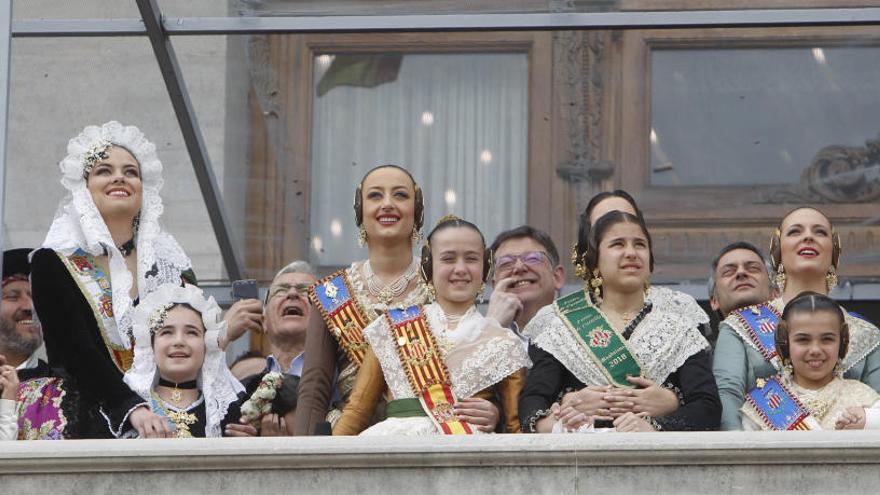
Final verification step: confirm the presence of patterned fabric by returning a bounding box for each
[16,377,68,440]
[524,286,710,386]
[364,303,531,401]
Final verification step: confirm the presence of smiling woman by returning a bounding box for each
[333,216,530,436]
[29,122,197,438]
[713,206,880,430]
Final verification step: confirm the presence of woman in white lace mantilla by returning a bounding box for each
[123,284,249,438]
[334,216,530,436]
[521,209,720,433]
[31,122,194,438]
[741,292,880,431]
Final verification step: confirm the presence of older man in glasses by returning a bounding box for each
[488,226,566,342]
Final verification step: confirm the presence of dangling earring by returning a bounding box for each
[775,264,786,292]
[358,226,368,247]
[643,279,651,299]
[590,269,603,304]
[411,227,422,245]
[782,359,794,379]
[571,244,587,280]
[477,282,486,304]
[833,360,843,379]
[826,266,839,292]
[426,282,436,302]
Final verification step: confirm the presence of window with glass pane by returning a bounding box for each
[650,46,880,196]
[309,52,529,266]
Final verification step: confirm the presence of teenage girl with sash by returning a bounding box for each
[714,207,880,430]
[521,210,720,432]
[31,122,197,438]
[333,216,530,435]
[741,292,880,430]
[294,166,498,434]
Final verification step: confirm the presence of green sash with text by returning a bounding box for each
[554,291,642,388]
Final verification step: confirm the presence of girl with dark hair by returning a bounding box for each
[333,216,529,435]
[714,206,880,430]
[741,292,880,430]
[521,211,719,432]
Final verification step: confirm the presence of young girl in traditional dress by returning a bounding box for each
[333,216,530,435]
[741,292,880,431]
[122,284,251,438]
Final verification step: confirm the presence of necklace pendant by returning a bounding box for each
[171,387,182,403]
[378,287,393,306]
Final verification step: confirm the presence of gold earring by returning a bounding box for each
[590,269,603,303]
[358,226,368,247]
[426,282,436,302]
[833,360,843,378]
[826,266,838,292]
[643,279,651,299]
[571,244,587,280]
[782,360,793,378]
[411,227,422,244]
[477,282,486,304]
[775,264,786,292]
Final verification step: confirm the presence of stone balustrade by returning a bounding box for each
[3,431,880,493]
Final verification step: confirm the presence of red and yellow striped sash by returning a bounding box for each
[309,270,372,366]
[386,305,472,435]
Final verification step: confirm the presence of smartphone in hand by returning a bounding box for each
[231,279,260,301]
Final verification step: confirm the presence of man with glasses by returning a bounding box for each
[488,226,566,344]
[262,261,318,378]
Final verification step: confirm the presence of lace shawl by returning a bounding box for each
[723,297,880,372]
[524,286,710,385]
[123,284,242,438]
[346,260,428,317]
[41,122,192,348]
[363,303,531,400]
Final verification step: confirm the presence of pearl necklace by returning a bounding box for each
[363,257,420,306]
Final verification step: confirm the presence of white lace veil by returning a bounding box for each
[41,121,192,348]
[124,284,243,438]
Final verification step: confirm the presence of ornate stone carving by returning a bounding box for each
[761,135,880,204]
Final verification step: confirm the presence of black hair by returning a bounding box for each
[149,302,202,345]
[353,164,424,233]
[420,216,491,285]
[574,190,645,270]
[708,241,771,298]
[489,225,560,267]
[583,210,654,276]
[775,291,849,363]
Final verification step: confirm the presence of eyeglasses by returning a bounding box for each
[266,283,311,302]
[494,251,551,275]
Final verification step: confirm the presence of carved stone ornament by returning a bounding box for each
[762,135,880,204]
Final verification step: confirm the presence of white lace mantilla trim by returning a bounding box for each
[524,289,710,386]
[724,297,880,373]
[363,303,530,400]
[42,122,192,347]
[360,416,487,436]
[123,284,242,438]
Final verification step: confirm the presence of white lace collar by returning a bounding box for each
[363,302,530,399]
[524,287,709,385]
[346,259,428,316]
[41,122,192,348]
[123,284,242,438]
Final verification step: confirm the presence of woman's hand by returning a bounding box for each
[259,413,288,436]
[559,385,613,417]
[454,398,499,433]
[613,412,655,432]
[603,376,679,417]
[485,278,523,328]
[129,406,174,438]
[225,422,259,437]
[835,406,867,430]
[221,299,263,349]
[0,364,20,400]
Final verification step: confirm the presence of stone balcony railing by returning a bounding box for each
[3,431,880,494]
